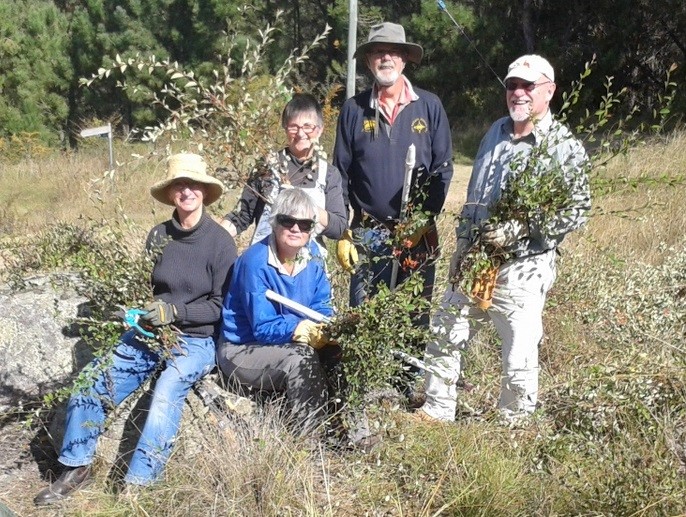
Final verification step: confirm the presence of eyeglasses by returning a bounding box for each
[171,180,203,191]
[369,47,405,59]
[276,214,316,233]
[504,79,552,92]
[285,123,319,135]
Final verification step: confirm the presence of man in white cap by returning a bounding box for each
[333,23,453,389]
[415,55,591,423]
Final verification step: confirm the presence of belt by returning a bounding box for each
[352,209,397,232]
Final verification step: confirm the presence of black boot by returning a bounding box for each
[34,465,92,506]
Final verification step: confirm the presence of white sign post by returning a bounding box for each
[346,0,357,99]
[80,123,114,173]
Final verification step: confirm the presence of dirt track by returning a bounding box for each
[446,164,471,210]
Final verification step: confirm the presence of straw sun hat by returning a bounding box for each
[150,153,225,206]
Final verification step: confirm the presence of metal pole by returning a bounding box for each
[346,0,358,99]
[107,122,114,173]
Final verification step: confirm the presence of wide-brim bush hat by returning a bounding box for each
[150,153,224,206]
[505,54,555,82]
[354,22,423,65]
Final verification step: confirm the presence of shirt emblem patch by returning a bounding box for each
[363,119,376,133]
[412,118,428,133]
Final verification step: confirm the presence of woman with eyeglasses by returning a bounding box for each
[218,187,337,436]
[220,93,347,259]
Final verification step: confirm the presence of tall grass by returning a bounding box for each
[0,142,239,237]
[2,132,686,515]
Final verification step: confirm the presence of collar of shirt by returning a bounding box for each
[267,233,312,276]
[283,147,313,167]
[281,148,316,186]
[369,76,418,124]
[532,109,554,140]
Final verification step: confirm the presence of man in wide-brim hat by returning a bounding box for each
[332,22,453,407]
[352,21,424,65]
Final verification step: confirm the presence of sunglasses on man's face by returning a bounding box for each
[504,79,552,92]
[276,214,316,233]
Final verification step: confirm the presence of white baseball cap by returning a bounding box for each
[505,54,555,83]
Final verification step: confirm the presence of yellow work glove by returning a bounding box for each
[403,222,433,248]
[336,229,358,273]
[292,320,328,349]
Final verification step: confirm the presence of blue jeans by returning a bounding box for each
[58,330,215,485]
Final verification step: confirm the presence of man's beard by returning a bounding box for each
[374,68,400,87]
[509,104,531,122]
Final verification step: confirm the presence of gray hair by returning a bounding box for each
[269,188,317,230]
[281,93,324,128]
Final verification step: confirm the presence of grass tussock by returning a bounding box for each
[3,132,686,514]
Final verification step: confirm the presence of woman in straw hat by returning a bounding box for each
[34,153,237,505]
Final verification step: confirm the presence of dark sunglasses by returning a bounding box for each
[170,179,203,191]
[276,214,316,233]
[504,79,552,92]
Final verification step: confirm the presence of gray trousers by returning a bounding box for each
[217,341,329,434]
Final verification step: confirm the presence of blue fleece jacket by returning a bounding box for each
[221,236,333,345]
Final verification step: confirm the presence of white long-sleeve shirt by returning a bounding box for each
[457,110,591,257]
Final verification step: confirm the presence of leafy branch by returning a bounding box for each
[327,276,431,410]
[80,10,331,187]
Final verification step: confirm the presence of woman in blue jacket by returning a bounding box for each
[218,187,336,435]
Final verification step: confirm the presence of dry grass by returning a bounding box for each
[2,132,686,515]
[1,144,241,237]
[584,131,686,262]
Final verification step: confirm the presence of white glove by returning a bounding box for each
[480,220,529,248]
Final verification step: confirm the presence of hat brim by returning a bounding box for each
[354,42,423,65]
[504,66,544,82]
[150,174,225,206]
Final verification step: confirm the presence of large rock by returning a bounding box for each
[0,273,91,411]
